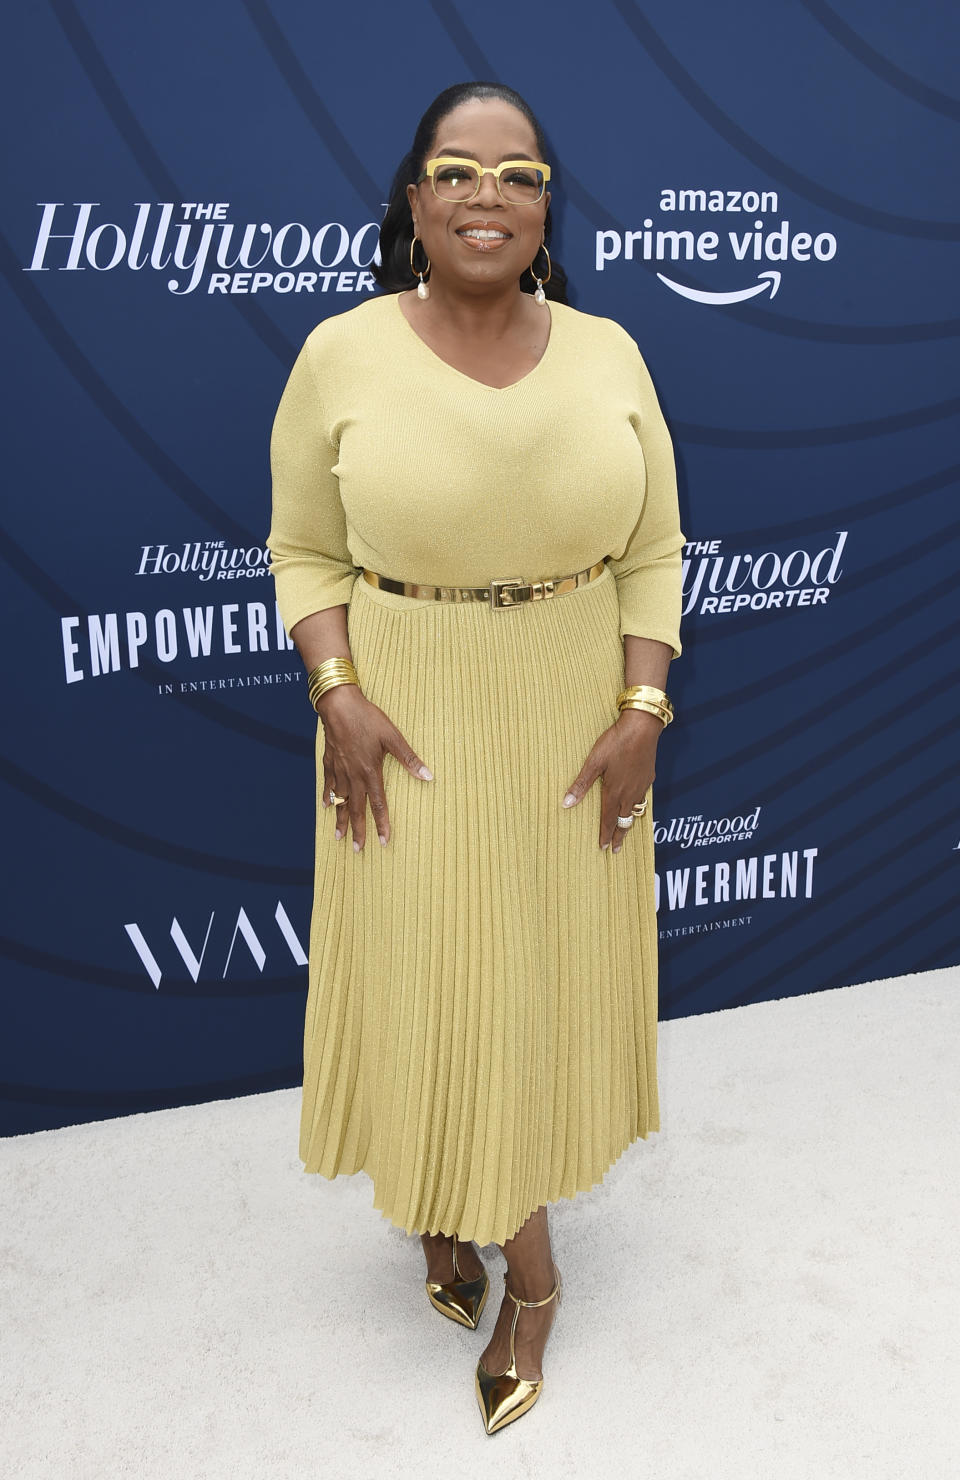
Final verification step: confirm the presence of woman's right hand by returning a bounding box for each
[315,685,434,850]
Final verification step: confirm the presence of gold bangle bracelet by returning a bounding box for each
[307,671,358,697]
[617,683,673,713]
[621,707,671,728]
[618,696,672,718]
[617,684,674,727]
[306,658,357,678]
[308,675,359,701]
[307,670,358,693]
[306,659,358,685]
[618,699,673,727]
[308,677,360,713]
[308,669,357,691]
[306,658,360,713]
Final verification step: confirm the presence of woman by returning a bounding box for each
[266,80,685,1435]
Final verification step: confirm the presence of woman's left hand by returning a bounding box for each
[562,709,663,852]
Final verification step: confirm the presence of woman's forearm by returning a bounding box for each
[622,634,673,692]
[290,605,353,669]
[290,605,365,720]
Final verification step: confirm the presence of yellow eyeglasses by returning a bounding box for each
[416,156,551,204]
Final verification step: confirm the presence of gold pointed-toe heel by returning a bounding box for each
[425,1233,489,1330]
[475,1263,562,1435]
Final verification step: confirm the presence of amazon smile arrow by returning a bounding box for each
[656,270,781,305]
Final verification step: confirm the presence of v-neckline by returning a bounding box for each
[393,291,555,393]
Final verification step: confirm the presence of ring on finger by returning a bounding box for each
[329,789,348,806]
[616,813,635,829]
[632,798,648,817]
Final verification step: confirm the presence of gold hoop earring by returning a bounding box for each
[409,234,431,300]
[532,242,552,305]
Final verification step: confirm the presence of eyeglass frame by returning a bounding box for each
[415,156,552,204]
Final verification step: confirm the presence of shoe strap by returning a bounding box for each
[503,1263,562,1308]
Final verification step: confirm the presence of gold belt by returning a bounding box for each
[361,558,607,610]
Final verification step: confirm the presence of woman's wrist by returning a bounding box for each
[314,682,366,720]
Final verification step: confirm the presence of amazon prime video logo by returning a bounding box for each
[595,187,837,305]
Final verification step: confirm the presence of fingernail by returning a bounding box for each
[418,766,433,780]
[601,842,609,850]
[613,844,622,854]
[379,834,387,846]
[562,793,576,807]
[353,840,361,852]
[334,828,343,840]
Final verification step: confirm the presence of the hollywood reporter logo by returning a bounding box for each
[656,807,761,850]
[683,531,847,617]
[137,540,271,582]
[25,201,381,296]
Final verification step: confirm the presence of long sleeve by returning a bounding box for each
[606,344,686,659]
[266,331,361,636]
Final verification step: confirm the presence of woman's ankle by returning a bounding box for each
[505,1261,558,1302]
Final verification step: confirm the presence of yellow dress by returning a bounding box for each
[266,292,685,1247]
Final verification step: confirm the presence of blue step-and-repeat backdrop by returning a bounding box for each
[3,2,957,1135]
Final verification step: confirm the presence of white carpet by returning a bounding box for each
[2,969,957,1480]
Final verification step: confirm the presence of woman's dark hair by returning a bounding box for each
[372,81,568,304]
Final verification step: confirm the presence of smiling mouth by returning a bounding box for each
[455,224,513,249]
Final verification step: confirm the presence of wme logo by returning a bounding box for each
[125,901,307,988]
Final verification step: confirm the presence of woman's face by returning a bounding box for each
[406,97,551,297]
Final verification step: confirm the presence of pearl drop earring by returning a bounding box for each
[409,234,431,300]
[532,242,552,305]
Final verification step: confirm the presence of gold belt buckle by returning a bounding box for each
[489,576,525,609]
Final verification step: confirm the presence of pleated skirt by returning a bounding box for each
[299,560,660,1247]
